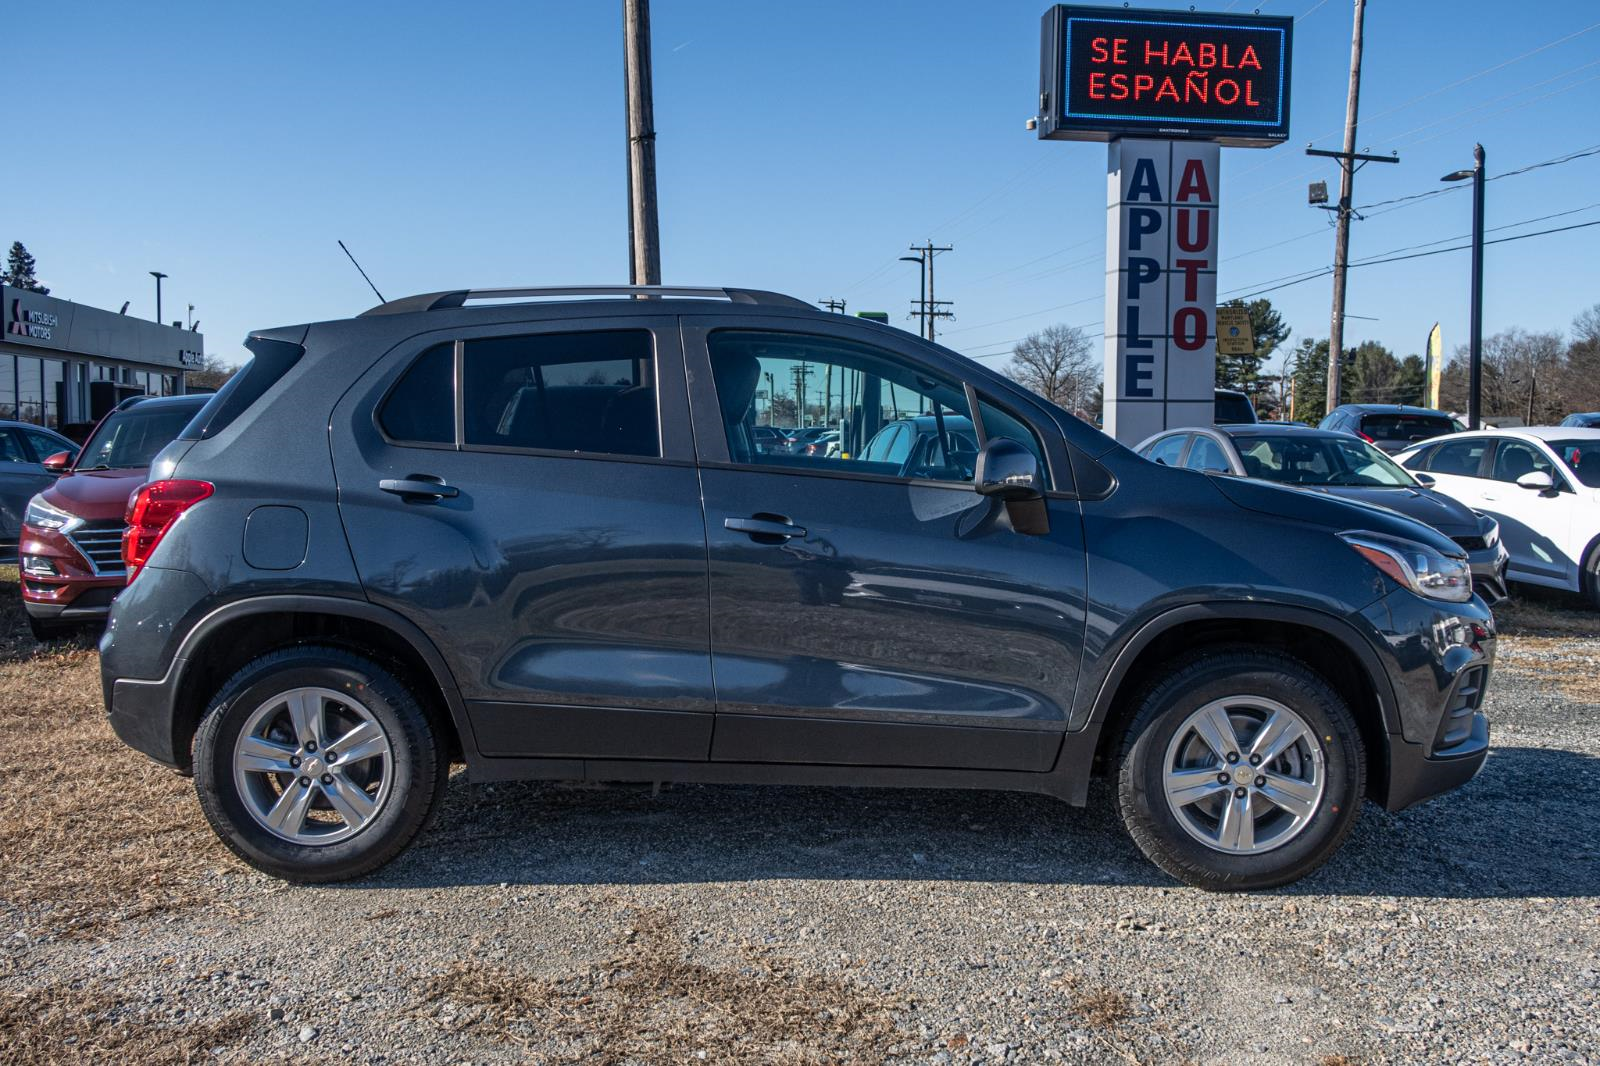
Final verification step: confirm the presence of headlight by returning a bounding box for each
[24,495,83,534]
[1341,530,1473,603]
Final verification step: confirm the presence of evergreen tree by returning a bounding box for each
[2,242,49,294]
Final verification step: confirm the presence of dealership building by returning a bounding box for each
[1,283,203,435]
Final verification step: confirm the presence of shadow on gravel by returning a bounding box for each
[354,744,1598,900]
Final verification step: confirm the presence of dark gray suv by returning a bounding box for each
[101,285,1496,890]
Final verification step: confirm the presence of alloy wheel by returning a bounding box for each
[1161,696,1326,855]
[231,686,394,845]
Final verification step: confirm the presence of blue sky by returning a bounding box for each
[10,1,1600,373]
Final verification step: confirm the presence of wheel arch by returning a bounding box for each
[1079,603,1397,802]
[167,595,476,773]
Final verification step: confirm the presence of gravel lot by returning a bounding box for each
[1,569,1597,1065]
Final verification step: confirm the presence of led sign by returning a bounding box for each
[1038,5,1292,147]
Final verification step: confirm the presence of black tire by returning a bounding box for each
[27,616,76,642]
[1583,543,1600,612]
[1117,648,1365,892]
[193,645,447,883]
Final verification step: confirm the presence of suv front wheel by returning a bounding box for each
[1117,649,1365,891]
[193,646,447,883]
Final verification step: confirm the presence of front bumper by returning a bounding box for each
[1361,589,1495,811]
[1466,542,1511,606]
[19,522,125,618]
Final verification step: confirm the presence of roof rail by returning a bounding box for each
[359,285,816,317]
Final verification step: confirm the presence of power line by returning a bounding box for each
[1227,218,1600,301]
[1353,143,1600,212]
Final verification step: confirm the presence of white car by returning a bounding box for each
[1395,427,1600,608]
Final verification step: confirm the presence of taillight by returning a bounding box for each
[122,479,213,582]
[1356,430,1376,443]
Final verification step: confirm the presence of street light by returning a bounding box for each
[1442,144,1485,429]
[900,255,927,340]
[149,271,168,325]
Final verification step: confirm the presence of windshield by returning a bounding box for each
[1548,438,1600,488]
[1232,434,1416,488]
[1359,412,1454,443]
[1215,393,1256,424]
[76,403,201,471]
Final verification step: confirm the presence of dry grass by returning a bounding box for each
[422,907,912,1063]
[1495,594,1599,638]
[0,566,231,938]
[0,980,255,1065]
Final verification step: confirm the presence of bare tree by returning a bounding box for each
[1003,324,1097,415]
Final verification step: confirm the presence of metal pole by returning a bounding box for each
[1468,143,1485,430]
[150,271,167,324]
[623,0,661,285]
[1325,0,1367,413]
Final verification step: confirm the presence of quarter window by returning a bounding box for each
[379,343,454,445]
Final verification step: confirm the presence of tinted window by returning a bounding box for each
[706,330,976,482]
[379,343,454,444]
[77,403,202,471]
[1490,440,1556,484]
[1214,393,1256,425]
[1359,413,1454,444]
[0,431,27,464]
[1184,436,1232,472]
[1146,435,1187,466]
[20,428,70,462]
[181,336,304,441]
[1427,438,1491,478]
[462,331,657,457]
[1548,438,1600,488]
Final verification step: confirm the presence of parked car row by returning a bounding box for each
[78,284,1496,894]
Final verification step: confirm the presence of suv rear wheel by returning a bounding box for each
[1117,649,1365,891]
[193,646,447,883]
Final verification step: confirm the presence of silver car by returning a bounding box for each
[1137,423,1510,604]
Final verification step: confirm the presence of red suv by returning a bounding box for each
[20,394,208,640]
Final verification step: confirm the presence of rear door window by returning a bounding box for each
[1146,434,1188,467]
[462,331,658,457]
[1426,438,1491,478]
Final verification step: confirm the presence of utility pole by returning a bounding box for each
[819,298,847,313]
[623,0,661,286]
[1309,0,1395,412]
[902,243,953,342]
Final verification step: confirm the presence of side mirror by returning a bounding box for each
[1516,470,1555,492]
[1412,472,1436,487]
[975,437,1044,502]
[42,450,73,474]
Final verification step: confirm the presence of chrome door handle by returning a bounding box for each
[379,476,459,501]
[724,515,806,540]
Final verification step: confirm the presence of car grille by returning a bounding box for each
[1452,534,1487,552]
[1433,665,1487,755]
[67,520,127,576]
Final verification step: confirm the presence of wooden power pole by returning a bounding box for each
[623,0,661,286]
[1324,0,1366,413]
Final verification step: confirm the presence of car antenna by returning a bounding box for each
[337,240,387,303]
